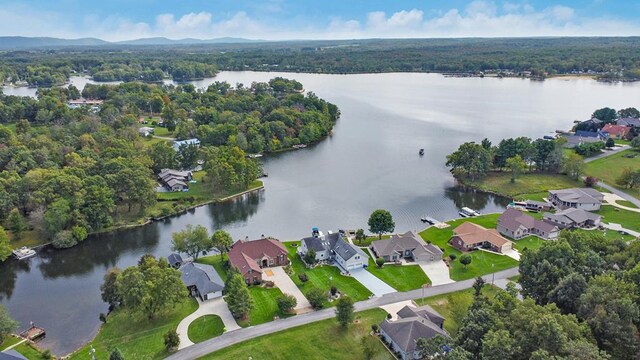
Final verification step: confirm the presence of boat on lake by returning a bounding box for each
[419,149,424,156]
[12,247,36,260]
[459,207,480,218]
[292,144,307,149]
[420,216,438,224]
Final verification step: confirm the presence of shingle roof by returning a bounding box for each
[546,208,602,224]
[180,262,224,295]
[380,317,448,355]
[617,117,640,127]
[396,304,445,325]
[499,208,558,234]
[168,253,183,266]
[372,231,443,259]
[333,237,367,261]
[228,238,288,276]
[452,222,511,247]
[602,124,631,137]
[549,188,604,204]
[0,350,28,360]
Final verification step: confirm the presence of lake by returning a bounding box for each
[2,72,640,355]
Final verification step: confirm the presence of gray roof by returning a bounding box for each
[0,350,27,360]
[562,135,602,148]
[168,253,183,266]
[301,232,340,253]
[380,316,448,354]
[549,188,604,204]
[396,305,445,326]
[617,117,640,127]
[180,262,224,295]
[333,237,368,261]
[525,200,550,207]
[166,178,187,188]
[499,208,558,234]
[372,231,443,259]
[545,208,602,225]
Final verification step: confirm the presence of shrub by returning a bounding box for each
[164,329,180,352]
[371,324,379,333]
[460,254,472,269]
[298,273,309,283]
[386,313,392,319]
[449,254,457,261]
[109,348,124,360]
[375,257,385,268]
[264,280,275,288]
[283,264,293,275]
[99,312,107,323]
[306,287,325,309]
[331,286,338,296]
[276,294,297,313]
[584,176,598,187]
[41,350,53,360]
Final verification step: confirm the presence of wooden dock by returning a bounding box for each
[19,325,45,341]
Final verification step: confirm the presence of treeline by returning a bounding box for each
[2,37,640,86]
[0,77,338,251]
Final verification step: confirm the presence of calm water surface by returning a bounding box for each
[2,72,640,354]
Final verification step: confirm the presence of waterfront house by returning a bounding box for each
[179,262,224,301]
[498,208,560,240]
[379,303,448,360]
[548,188,603,211]
[300,230,368,271]
[575,130,609,140]
[138,126,155,136]
[602,124,631,139]
[67,98,104,109]
[0,350,28,360]
[576,118,603,131]
[371,231,443,263]
[562,134,604,148]
[158,168,193,192]
[228,238,289,284]
[543,208,602,229]
[173,138,201,151]
[616,117,640,128]
[168,253,184,268]
[450,222,513,253]
[523,200,552,212]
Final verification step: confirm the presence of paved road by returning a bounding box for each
[583,145,629,163]
[166,267,519,360]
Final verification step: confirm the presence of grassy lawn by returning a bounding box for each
[286,243,372,307]
[512,236,547,253]
[157,176,263,202]
[464,172,583,200]
[12,342,44,360]
[239,286,290,327]
[188,315,225,344]
[354,234,391,247]
[366,258,431,291]
[200,308,392,360]
[0,335,22,350]
[69,297,198,360]
[584,149,640,199]
[419,214,519,281]
[596,205,640,232]
[613,199,638,208]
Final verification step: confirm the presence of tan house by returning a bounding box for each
[498,208,560,240]
[450,222,513,253]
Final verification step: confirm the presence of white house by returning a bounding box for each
[299,230,369,271]
[173,138,201,151]
[548,188,604,211]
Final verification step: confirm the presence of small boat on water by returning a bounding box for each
[292,144,307,149]
[12,247,36,260]
[459,207,480,218]
[420,216,438,225]
[419,149,425,156]
[247,154,263,158]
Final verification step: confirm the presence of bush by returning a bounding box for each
[331,286,338,296]
[109,348,124,360]
[276,294,297,313]
[449,254,457,261]
[283,264,293,275]
[264,280,275,288]
[375,257,385,268]
[304,249,316,265]
[371,324,379,333]
[584,176,598,187]
[164,329,180,352]
[99,312,107,323]
[41,350,53,360]
[298,273,309,283]
[386,313,392,319]
[52,230,78,248]
[306,287,325,309]
[460,254,472,269]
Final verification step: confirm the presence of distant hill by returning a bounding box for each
[0,36,263,49]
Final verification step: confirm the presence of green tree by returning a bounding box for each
[304,249,316,264]
[460,254,472,269]
[0,304,18,343]
[306,287,325,309]
[481,329,518,360]
[44,198,71,236]
[163,329,180,352]
[109,348,125,360]
[335,296,354,328]
[171,224,213,260]
[82,175,115,231]
[361,335,381,360]
[116,256,186,319]
[148,142,178,173]
[0,226,11,262]
[446,142,492,180]
[548,272,587,314]
[177,143,200,170]
[591,107,617,123]
[368,209,395,239]
[562,152,584,180]
[211,229,233,259]
[276,294,297,313]
[6,208,26,239]
[375,257,385,268]
[617,107,640,118]
[224,271,254,319]
[605,137,615,148]
[355,229,366,244]
[100,268,122,309]
[631,136,640,149]
[505,155,526,183]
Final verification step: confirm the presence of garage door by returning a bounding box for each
[347,262,363,270]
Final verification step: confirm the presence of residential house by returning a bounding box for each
[450,222,513,253]
[498,208,560,240]
[138,126,155,136]
[0,350,28,360]
[228,238,289,284]
[562,134,604,148]
[524,200,552,212]
[548,188,604,211]
[67,98,104,110]
[543,208,602,229]
[617,117,640,128]
[179,262,224,301]
[168,253,184,268]
[371,231,443,263]
[379,303,449,360]
[300,230,369,271]
[575,130,609,140]
[602,124,631,139]
[173,138,201,151]
[158,168,193,192]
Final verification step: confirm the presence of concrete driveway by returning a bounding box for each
[350,268,395,297]
[176,297,240,349]
[264,267,312,312]
[418,261,454,286]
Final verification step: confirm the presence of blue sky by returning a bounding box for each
[1,1,639,40]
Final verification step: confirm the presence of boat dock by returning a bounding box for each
[20,324,46,341]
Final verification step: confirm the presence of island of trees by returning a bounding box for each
[0,77,339,254]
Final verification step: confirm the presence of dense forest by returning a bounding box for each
[0,77,338,253]
[2,37,640,86]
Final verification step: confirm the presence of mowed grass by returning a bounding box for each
[614,199,638,208]
[188,315,225,344]
[286,243,372,307]
[366,258,431,291]
[157,174,263,202]
[419,214,519,281]
[596,205,640,232]
[464,172,583,200]
[13,342,44,360]
[584,149,640,199]
[239,286,290,327]
[196,255,229,282]
[69,297,198,360]
[353,234,391,247]
[512,236,547,253]
[0,335,22,350]
[199,308,392,360]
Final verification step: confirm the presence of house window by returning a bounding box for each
[355,256,359,260]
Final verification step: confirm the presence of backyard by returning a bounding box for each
[584,148,640,199]
[366,258,432,291]
[286,243,372,307]
[463,172,583,200]
[596,205,640,232]
[200,308,392,360]
[419,214,519,281]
